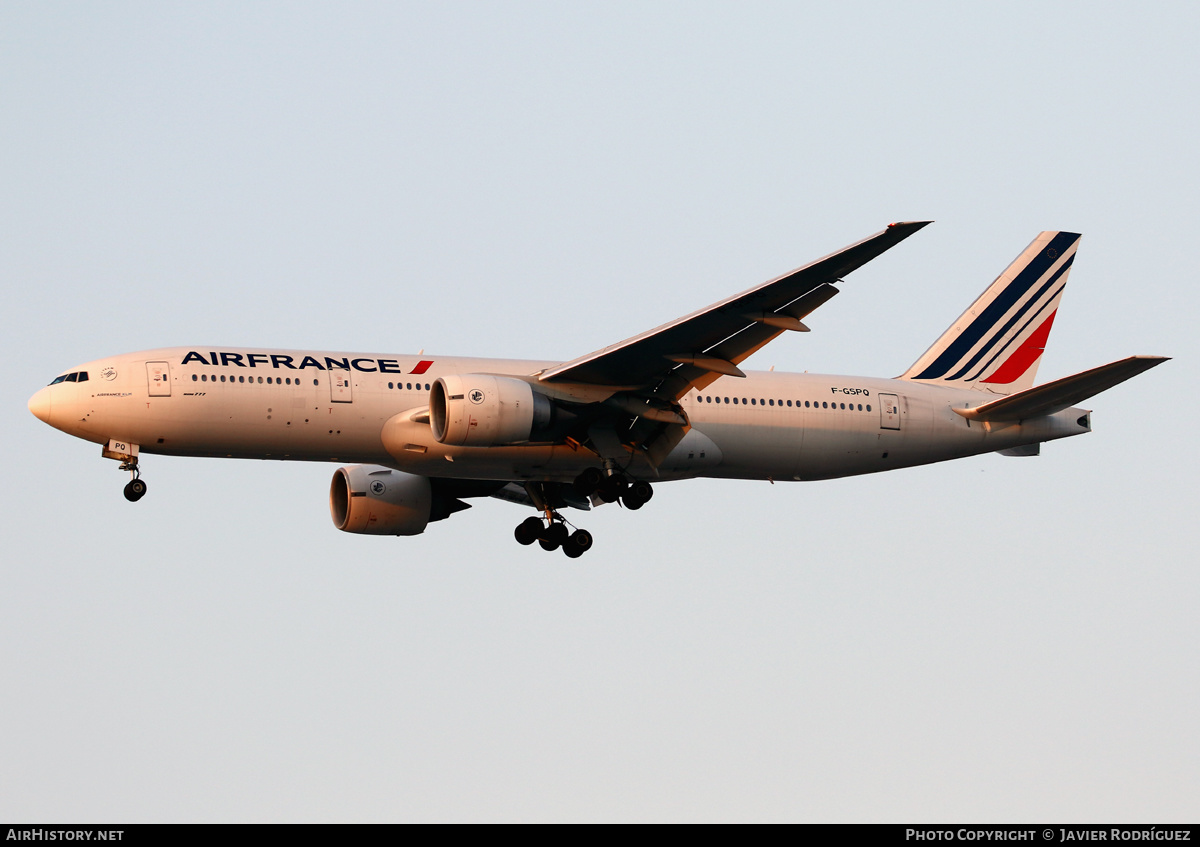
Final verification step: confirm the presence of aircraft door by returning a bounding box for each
[147,361,171,397]
[330,369,353,403]
[879,393,901,430]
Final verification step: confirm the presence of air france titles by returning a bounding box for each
[179,352,434,375]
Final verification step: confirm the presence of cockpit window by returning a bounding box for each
[48,371,89,385]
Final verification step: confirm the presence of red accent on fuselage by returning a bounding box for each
[409,360,434,375]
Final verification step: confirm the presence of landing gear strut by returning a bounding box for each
[121,459,147,502]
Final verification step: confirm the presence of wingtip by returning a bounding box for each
[888,220,934,230]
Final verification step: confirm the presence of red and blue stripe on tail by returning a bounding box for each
[900,231,1081,395]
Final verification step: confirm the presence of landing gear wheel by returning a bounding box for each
[573,467,604,497]
[630,480,654,503]
[538,522,569,551]
[562,529,593,558]
[514,516,543,545]
[123,479,147,502]
[621,480,652,510]
[597,473,628,503]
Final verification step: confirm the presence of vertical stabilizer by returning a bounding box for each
[900,231,1080,395]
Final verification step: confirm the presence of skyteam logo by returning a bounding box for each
[370,480,386,496]
[469,389,485,404]
[903,231,1080,393]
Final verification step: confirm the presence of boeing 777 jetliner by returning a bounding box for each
[28,223,1166,557]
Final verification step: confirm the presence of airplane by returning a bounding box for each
[27,222,1167,557]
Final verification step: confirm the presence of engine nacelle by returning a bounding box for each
[430,374,552,447]
[329,465,432,535]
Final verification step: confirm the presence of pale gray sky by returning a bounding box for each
[2,1,1196,822]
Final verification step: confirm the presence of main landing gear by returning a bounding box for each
[514,514,594,558]
[121,459,147,502]
[511,468,654,557]
[571,467,654,510]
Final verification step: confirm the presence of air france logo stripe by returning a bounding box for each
[911,232,1079,381]
[945,260,1072,381]
[964,280,1065,383]
[980,310,1058,385]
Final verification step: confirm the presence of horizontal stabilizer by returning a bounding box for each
[955,356,1168,422]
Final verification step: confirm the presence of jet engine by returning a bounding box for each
[430,374,553,447]
[329,465,433,535]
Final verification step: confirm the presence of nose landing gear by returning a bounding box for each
[120,459,147,502]
[103,440,146,503]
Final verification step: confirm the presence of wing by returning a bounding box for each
[532,222,930,466]
[539,221,930,396]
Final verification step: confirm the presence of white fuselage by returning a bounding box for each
[28,346,1091,484]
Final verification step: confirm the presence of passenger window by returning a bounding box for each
[750,398,756,405]
[192,374,198,382]
[201,374,207,382]
[866,404,871,412]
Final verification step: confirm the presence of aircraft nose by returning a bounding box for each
[28,387,52,424]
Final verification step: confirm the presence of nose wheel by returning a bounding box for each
[120,460,147,502]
